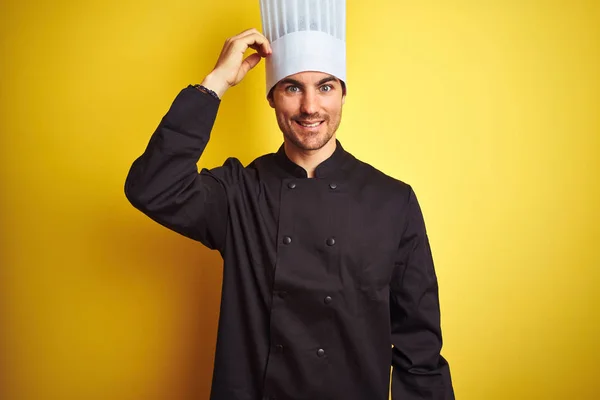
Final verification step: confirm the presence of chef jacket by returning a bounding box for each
[125,86,454,400]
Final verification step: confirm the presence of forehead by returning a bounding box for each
[281,71,340,85]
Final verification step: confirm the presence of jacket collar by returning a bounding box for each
[274,139,354,179]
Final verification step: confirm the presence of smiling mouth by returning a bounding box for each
[295,120,324,128]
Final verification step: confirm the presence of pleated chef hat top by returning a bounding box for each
[259,0,346,96]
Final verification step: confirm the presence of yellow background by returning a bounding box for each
[1,0,599,399]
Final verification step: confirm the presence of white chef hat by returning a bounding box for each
[259,0,346,97]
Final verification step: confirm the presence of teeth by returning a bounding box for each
[299,121,321,127]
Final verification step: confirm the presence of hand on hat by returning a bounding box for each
[201,28,272,98]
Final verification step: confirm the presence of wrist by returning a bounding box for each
[193,84,220,101]
[201,73,229,99]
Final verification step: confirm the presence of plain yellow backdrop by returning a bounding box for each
[1,0,599,399]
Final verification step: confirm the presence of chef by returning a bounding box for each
[125,0,454,399]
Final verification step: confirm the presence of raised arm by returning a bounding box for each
[124,28,272,251]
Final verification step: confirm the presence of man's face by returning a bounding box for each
[268,71,346,152]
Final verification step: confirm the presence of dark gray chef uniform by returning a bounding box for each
[125,86,454,400]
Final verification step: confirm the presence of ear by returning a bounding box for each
[342,94,346,105]
[267,85,276,108]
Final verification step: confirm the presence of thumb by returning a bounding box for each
[237,53,263,82]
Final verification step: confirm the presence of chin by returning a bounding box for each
[287,131,334,151]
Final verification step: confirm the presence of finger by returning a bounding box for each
[239,53,262,77]
[248,42,271,57]
[236,27,261,39]
[244,35,272,55]
[230,28,265,48]
[223,29,260,50]
[236,32,271,54]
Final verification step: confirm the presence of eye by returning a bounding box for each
[320,85,333,92]
[286,85,300,93]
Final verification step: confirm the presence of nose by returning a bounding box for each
[299,90,319,116]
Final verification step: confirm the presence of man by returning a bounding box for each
[125,26,454,399]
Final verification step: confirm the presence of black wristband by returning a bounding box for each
[193,84,220,100]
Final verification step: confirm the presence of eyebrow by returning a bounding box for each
[279,75,339,88]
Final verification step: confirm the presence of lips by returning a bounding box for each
[295,120,324,128]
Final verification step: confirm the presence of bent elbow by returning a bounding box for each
[124,173,150,212]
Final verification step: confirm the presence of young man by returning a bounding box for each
[125,28,454,400]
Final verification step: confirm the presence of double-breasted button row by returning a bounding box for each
[282,236,336,247]
[286,182,338,190]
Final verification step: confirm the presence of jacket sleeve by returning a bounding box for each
[124,86,230,252]
[390,187,454,399]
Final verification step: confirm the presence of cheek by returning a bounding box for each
[280,111,294,123]
[275,110,293,129]
[325,104,343,120]
[274,103,297,120]
[323,97,343,111]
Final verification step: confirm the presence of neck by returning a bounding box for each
[284,136,337,178]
